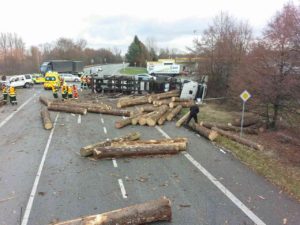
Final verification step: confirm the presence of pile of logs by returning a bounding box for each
[80,132,187,159]
[51,196,172,225]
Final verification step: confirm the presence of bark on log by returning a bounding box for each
[201,121,258,135]
[138,111,157,126]
[50,196,172,225]
[111,138,188,151]
[176,111,190,127]
[153,99,172,106]
[231,117,259,127]
[117,96,148,108]
[39,95,52,107]
[189,122,218,141]
[277,133,300,146]
[48,104,87,115]
[139,105,158,112]
[148,90,180,103]
[158,109,173,125]
[80,132,140,157]
[169,101,195,108]
[51,101,111,110]
[166,105,182,121]
[171,97,192,102]
[41,108,53,130]
[115,113,143,128]
[87,107,131,116]
[146,105,169,126]
[212,127,264,151]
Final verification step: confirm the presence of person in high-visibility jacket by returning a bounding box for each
[61,84,68,100]
[9,86,17,105]
[72,84,79,99]
[83,76,88,89]
[2,84,8,102]
[67,85,73,98]
[52,84,59,99]
[80,76,84,89]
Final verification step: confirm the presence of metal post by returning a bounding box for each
[240,101,245,137]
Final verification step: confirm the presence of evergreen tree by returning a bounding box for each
[126,35,149,67]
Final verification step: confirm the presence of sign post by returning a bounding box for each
[239,90,251,137]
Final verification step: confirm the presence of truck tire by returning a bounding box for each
[24,83,30,88]
[95,86,102,93]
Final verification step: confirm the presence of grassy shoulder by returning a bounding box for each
[119,67,147,75]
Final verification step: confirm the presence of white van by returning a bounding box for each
[8,74,34,88]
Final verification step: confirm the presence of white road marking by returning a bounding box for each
[155,126,266,225]
[219,149,226,154]
[77,115,81,124]
[103,127,107,134]
[0,95,35,129]
[112,159,118,168]
[101,118,104,124]
[118,179,127,199]
[21,113,60,225]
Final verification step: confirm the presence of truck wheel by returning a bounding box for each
[24,83,30,88]
[95,86,102,93]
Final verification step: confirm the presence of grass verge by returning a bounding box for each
[119,67,147,75]
[215,136,300,201]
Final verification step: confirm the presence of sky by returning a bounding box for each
[0,0,294,54]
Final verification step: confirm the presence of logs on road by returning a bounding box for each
[171,97,192,102]
[176,111,190,127]
[115,112,143,128]
[148,90,180,103]
[40,108,53,130]
[50,196,172,225]
[158,109,173,125]
[153,99,172,106]
[166,105,182,121]
[189,122,218,141]
[48,104,87,115]
[212,127,264,151]
[80,132,141,157]
[146,105,169,126]
[87,107,131,116]
[39,95,52,107]
[93,137,187,159]
[117,96,148,108]
[200,121,259,135]
[139,105,158,112]
[138,111,157,126]
[230,116,259,127]
[169,101,195,108]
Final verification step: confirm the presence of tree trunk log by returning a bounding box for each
[80,132,141,157]
[201,121,258,135]
[189,122,218,141]
[115,113,143,128]
[148,90,180,103]
[158,109,173,125]
[171,97,192,102]
[153,99,172,106]
[117,96,148,108]
[39,95,52,107]
[41,108,53,130]
[48,104,87,115]
[212,127,264,151]
[146,105,169,126]
[51,101,111,111]
[138,111,157,125]
[230,117,259,127]
[166,105,182,121]
[169,101,195,108]
[176,111,190,127]
[139,105,158,112]
[87,107,131,116]
[50,196,172,225]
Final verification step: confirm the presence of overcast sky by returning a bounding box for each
[0,0,293,54]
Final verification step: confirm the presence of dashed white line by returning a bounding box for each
[77,115,81,124]
[21,113,60,225]
[112,159,118,168]
[103,127,107,134]
[154,126,266,225]
[101,118,104,124]
[0,95,35,129]
[118,179,127,199]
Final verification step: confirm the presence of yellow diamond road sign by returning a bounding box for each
[240,90,251,102]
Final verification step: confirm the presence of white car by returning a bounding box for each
[8,74,34,88]
[60,73,80,82]
[135,73,156,81]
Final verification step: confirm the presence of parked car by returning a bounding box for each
[134,73,156,81]
[8,74,34,88]
[60,73,80,82]
[32,73,45,84]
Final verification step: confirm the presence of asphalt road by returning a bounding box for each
[0,64,300,225]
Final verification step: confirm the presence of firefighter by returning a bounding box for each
[52,84,59,99]
[61,84,68,100]
[2,84,8,102]
[9,86,17,105]
[67,85,73,98]
[73,84,79,99]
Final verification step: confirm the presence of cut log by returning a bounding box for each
[176,111,190,127]
[111,138,188,151]
[212,127,264,151]
[167,105,182,121]
[189,122,218,141]
[158,109,173,125]
[115,113,143,128]
[138,111,157,126]
[50,196,172,225]
[148,90,180,103]
[48,104,87,115]
[277,133,300,146]
[139,105,158,112]
[39,95,52,107]
[201,121,258,135]
[51,101,111,111]
[231,117,259,127]
[40,108,53,130]
[153,99,172,106]
[146,105,169,126]
[80,132,140,157]
[171,97,192,102]
[117,96,148,108]
[87,107,131,116]
[169,101,195,108]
